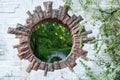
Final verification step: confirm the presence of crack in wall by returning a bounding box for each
[0,4,20,13]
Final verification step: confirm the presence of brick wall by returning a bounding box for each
[0,0,109,80]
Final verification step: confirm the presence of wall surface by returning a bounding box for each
[0,0,109,80]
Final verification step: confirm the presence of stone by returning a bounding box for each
[17,52,29,60]
[32,61,40,71]
[24,53,32,60]
[15,35,23,39]
[66,56,76,68]
[18,49,30,57]
[26,59,36,73]
[28,55,34,62]
[17,49,32,60]
[19,36,29,44]
[70,24,79,31]
[26,11,38,25]
[8,27,28,36]
[82,37,95,43]
[43,1,53,18]
[71,27,80,35]
[65,61,74,72]
[52,10,58,19]
[13,43,28,48]
[33,10,40,23]
[16,23,30,33]
[62,15,70,25]
[81,30,92,36]
[67,15,77,26]
[60,7,68,20]
[73,35,80,44]
[74,48,88,57]
[26,18,34,27]
[44,64,48,76]
[69,15,83,29]
[69,53,78,60]
[53,62,60,70]
[26,11,33,18]
[35,6,44,20]
[59,60,67,69]
[58,6,63,20]
[39,62,46,70]
[17,44,29,53]
[48,63,54,72]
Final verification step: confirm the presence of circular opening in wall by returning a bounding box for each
[30,22,72,63]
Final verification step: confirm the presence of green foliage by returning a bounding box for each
[63,0,72,10]
[50,57,62,63]
[78,0,95,10]
[79,60,97,80]
[95,6,120,64]
[63,0,120,80]
[79,25,84,48]
[30,22,72,62]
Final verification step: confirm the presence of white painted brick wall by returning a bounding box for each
[0,0,110,80]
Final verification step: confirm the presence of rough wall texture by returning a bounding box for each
[0,0,109,80]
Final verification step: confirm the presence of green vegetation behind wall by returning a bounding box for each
[30,22,72,62]
[63,0,120,80]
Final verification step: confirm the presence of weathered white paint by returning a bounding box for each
[0,0,110,80]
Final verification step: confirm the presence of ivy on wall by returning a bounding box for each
[63,0,120,80]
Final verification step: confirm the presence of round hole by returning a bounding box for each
[30,21,72,63]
